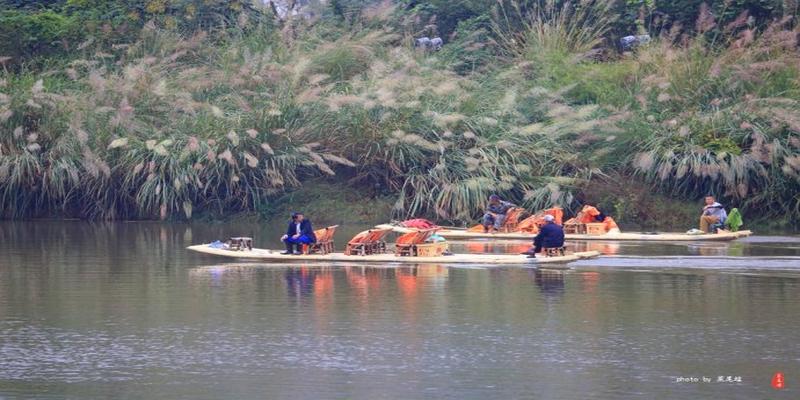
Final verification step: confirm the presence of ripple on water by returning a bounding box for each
[573,256,800,272]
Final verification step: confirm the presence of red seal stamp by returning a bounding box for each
[772,372,785,390]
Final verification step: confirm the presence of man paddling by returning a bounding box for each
[482,194,516,233]
[523,214,564,258]
[281,212,317,255]
[699,195,727,233]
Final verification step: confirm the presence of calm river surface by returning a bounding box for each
[1,221,799,399]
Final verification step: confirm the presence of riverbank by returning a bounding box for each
[208,181,396,227]
[10,179,797,234]
[2,2,798,228]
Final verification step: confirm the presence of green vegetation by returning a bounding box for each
[1,1,798,228]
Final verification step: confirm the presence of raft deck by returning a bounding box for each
[187,245,601,265]
[375,225,753,242]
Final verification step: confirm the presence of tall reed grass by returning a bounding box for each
[0,23,355,219]
[491,2,800,223]
[623,17,800,219]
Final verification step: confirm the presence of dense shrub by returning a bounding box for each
[0,9,81,62]
[0,0,264,69]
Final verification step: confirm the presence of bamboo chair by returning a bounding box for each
[346,228,392,256]
[304,225,338,255]
[500,207,527,232]
[394,228,437,256]
[516,207,564,233]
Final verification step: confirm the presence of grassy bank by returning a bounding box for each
[209,181,395,226]
[1,1,798,228]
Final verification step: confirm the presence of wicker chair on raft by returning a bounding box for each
[515,207,564,234]
[345,228,393,256]
[563,205,619,235]
[303,225,338,254]
[465,207,563,234]
[395,228,447,257]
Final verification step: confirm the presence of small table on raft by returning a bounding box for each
[226,237,253,251]
[563,222,606,235]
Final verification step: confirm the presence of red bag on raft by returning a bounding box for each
[399,218,439,229]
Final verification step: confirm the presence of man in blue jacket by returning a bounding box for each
[281,212,317,255]
[524,214,565,258]
[699,195,728,233]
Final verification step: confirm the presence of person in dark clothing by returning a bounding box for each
[280,212,316,255]
[482,194,516,233]
[524,214,565,258]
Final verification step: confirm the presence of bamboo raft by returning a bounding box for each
[187,245,601,265]
[375,224,753,242]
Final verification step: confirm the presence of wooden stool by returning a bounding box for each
[226,237,253,251]
[543,247,566,257]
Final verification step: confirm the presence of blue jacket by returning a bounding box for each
[534,222,565,248]
[702,202,728,225]
[286,219,316,242]
[487,200,516,215]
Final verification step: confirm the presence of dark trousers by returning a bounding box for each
[284,235,315,252]
[533,236,562,253]
[533,236,544,254]
[482,213,506,230]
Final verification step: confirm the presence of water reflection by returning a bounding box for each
[286,267,317,299]
[458,240,623,256]
[190,264,453,303]
[463,241,532,255]
[685,242,727,256]
[396,267,419,296]
[452,236,800,258]
[313,268,334,297]
[3,221,800,399]
[568,241,622,256]
[531,269,566,299]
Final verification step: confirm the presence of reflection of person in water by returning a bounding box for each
[687,242,730,256]
[531,269,565,297]
[286,267,316,299]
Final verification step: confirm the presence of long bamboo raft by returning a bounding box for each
[187,245,601,265]
[375,224,753,241]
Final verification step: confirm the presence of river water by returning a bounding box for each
[1,221,798,399]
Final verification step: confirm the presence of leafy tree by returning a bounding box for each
[0,9,81,63]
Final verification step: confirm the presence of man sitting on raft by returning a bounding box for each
[523,214,564,258]
[281,212,316,255]
[482,194,517,233]
[699,195,727,233]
